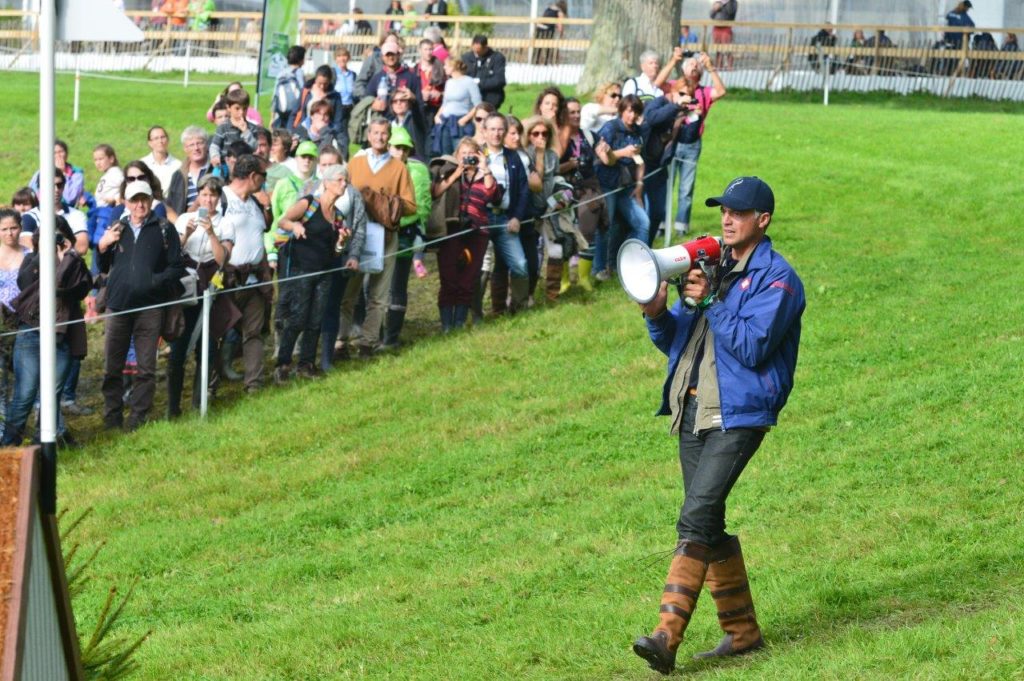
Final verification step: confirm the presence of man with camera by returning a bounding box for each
[631,177,804,675]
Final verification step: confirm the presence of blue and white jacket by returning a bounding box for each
[645,237,805,430]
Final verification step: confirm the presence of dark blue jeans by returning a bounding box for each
[676,396,765,547]
[644,170,668,247]
[2,327,70,445]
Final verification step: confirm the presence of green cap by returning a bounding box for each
[296,140,319,158]
[389,124,414,151]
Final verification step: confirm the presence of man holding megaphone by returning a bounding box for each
[630,177,805,675]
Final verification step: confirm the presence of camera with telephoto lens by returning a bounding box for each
[464,156,478,167]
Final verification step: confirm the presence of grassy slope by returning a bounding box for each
[3,72,1024,678]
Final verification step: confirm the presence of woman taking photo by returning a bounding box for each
[167,175,234,417]
[670,52,726,236]
[431,138,500,331]
[593,94,649,281]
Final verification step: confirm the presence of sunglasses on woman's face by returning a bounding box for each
[530,130,549,138]
[125,174,147,182]
[475,116,487,122]
[609,92,622,99]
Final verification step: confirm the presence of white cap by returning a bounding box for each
[125,180,153,199]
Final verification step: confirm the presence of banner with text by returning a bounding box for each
[256,0,300,98]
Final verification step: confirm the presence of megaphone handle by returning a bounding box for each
[673,278,695,307]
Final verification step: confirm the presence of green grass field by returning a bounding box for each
[3,71,1024,679]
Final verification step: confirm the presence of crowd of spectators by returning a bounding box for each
[26,5,1016,446]
[2,30,731,446]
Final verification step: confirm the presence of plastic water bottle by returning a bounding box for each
[377,78,389,101]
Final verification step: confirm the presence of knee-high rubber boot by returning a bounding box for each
[693,536,764,659]
[577,258,593,292]
[633,541,710,675]
[452,305,470,329]
[439,306,455,332]
[559,262,571,294]
[491,270,509,316]
[166,362,185,418]
[384,305,406,347]
[545,259,563,302]
[473,271,489,322]
[508,275,530,314]
[220,338,242,382]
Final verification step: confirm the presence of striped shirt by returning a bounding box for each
[460,173,502,230]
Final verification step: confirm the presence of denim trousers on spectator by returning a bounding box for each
[2,328,70,445]
[277,268,331,367]
[595,190,650,275]
[673,139,703,226]
[487,213,529,279]
[520,226,541,295]
[676,396,764,547]
[643,171,668,247]
[61,357,81,403]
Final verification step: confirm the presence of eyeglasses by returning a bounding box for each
[530,130,549,138]
[125,174,147,181]
[54,182,66,189]
[609,93,622,99]
[475,116,487,122]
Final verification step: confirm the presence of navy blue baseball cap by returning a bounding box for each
[705,176,775,214]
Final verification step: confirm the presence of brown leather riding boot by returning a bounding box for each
[633,541,710,675]
[544,259,563,301]
[693,536,765,659]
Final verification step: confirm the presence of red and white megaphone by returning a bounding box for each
[617,235,724,305]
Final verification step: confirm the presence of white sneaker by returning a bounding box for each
[674,222,689,235]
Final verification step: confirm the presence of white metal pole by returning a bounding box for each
[824,55,831,106]
[663,161,675,248]
[73,55,80,121]
[184,39,191,87]
[200,286,212,418]
[39,0,57,514]
[528,0,538,65]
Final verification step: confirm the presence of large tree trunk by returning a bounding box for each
[578,0,682,95]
